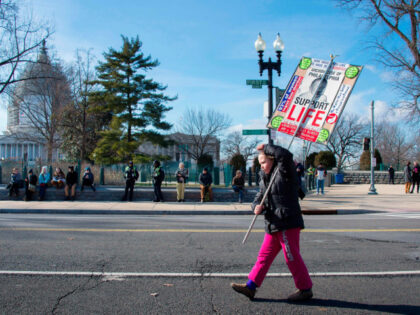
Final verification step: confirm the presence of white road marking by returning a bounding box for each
[0,270,419,278]
[369,213,420,219]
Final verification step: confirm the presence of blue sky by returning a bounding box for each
[1,0,404,149]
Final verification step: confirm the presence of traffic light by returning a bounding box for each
[363,137,370,151]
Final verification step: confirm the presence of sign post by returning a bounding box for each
[242,129,269,136]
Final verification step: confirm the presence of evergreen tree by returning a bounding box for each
[374,149,383,171]
[230,153,246,173]
[305,152,318,168]
[359,149,382,170]
[197,154,214,170]
[359,150,370,170]
[89,36,175,164]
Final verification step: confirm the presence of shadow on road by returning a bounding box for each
[253,298,419,314]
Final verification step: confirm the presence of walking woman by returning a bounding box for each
[231,143,313,301]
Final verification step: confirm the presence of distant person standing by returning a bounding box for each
[122,161,139,202]
[306,165,315,190]
[8,168,21,197]
[152,160,165,202]
[315,164,327,195]
[295,162,304,188]
[175,162,188,202]
[232,170,245,203]
[388,165,395,184]
[404,161,412,194]
[410,162,419,194]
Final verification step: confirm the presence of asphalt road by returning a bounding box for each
[1,213,419,314]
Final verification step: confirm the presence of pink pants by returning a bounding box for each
[248,228,312,290]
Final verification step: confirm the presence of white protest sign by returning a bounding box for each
[268,57,362,144]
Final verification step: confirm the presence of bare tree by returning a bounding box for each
[12,47,72,161]
[326,113,369,172]
[176,108,232,161]
[222,131,259,162]
[60,49,108,161]
[376,120,416,169]
[336,0,420,122]
[0,0,52,95]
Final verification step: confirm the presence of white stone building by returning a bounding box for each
[137,132,220,164]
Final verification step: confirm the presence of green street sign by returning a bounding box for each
[242,129,269,135]
[246,79,268,89]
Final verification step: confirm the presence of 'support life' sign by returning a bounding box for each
[268,57,363,144]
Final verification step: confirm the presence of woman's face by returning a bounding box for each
[259,154,274,175]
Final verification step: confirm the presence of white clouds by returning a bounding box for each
[373,100,405,123]
[364,64,376,72]
[229,118,267,131]
[379,71,395,83]
[345,88,376,115]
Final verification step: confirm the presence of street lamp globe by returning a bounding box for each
[273,33,284,52]
[254,33,266,52]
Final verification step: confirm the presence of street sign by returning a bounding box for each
[246,79,269,89]
[242,129,269,135]
[371,157,376,167]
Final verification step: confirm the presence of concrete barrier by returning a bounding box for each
[0,185,259,203]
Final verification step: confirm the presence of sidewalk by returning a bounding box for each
[0,184,418,215]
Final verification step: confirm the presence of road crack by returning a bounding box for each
[194,259,219,314]
[51,259,110,314]
[51,274,103,314]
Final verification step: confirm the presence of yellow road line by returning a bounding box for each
[0,228,419,233]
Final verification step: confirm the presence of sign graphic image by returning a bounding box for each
[268,56,363,144]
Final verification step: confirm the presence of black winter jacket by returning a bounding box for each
[66,171,78,186]
[199,172,212,186]
[152,167,164,185]
[252,144,304,234]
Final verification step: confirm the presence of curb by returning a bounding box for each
[302,209,337,215]
[0,208,338,215]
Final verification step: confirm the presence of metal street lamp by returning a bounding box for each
[368,100,378,195]
[255,33,284,144]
